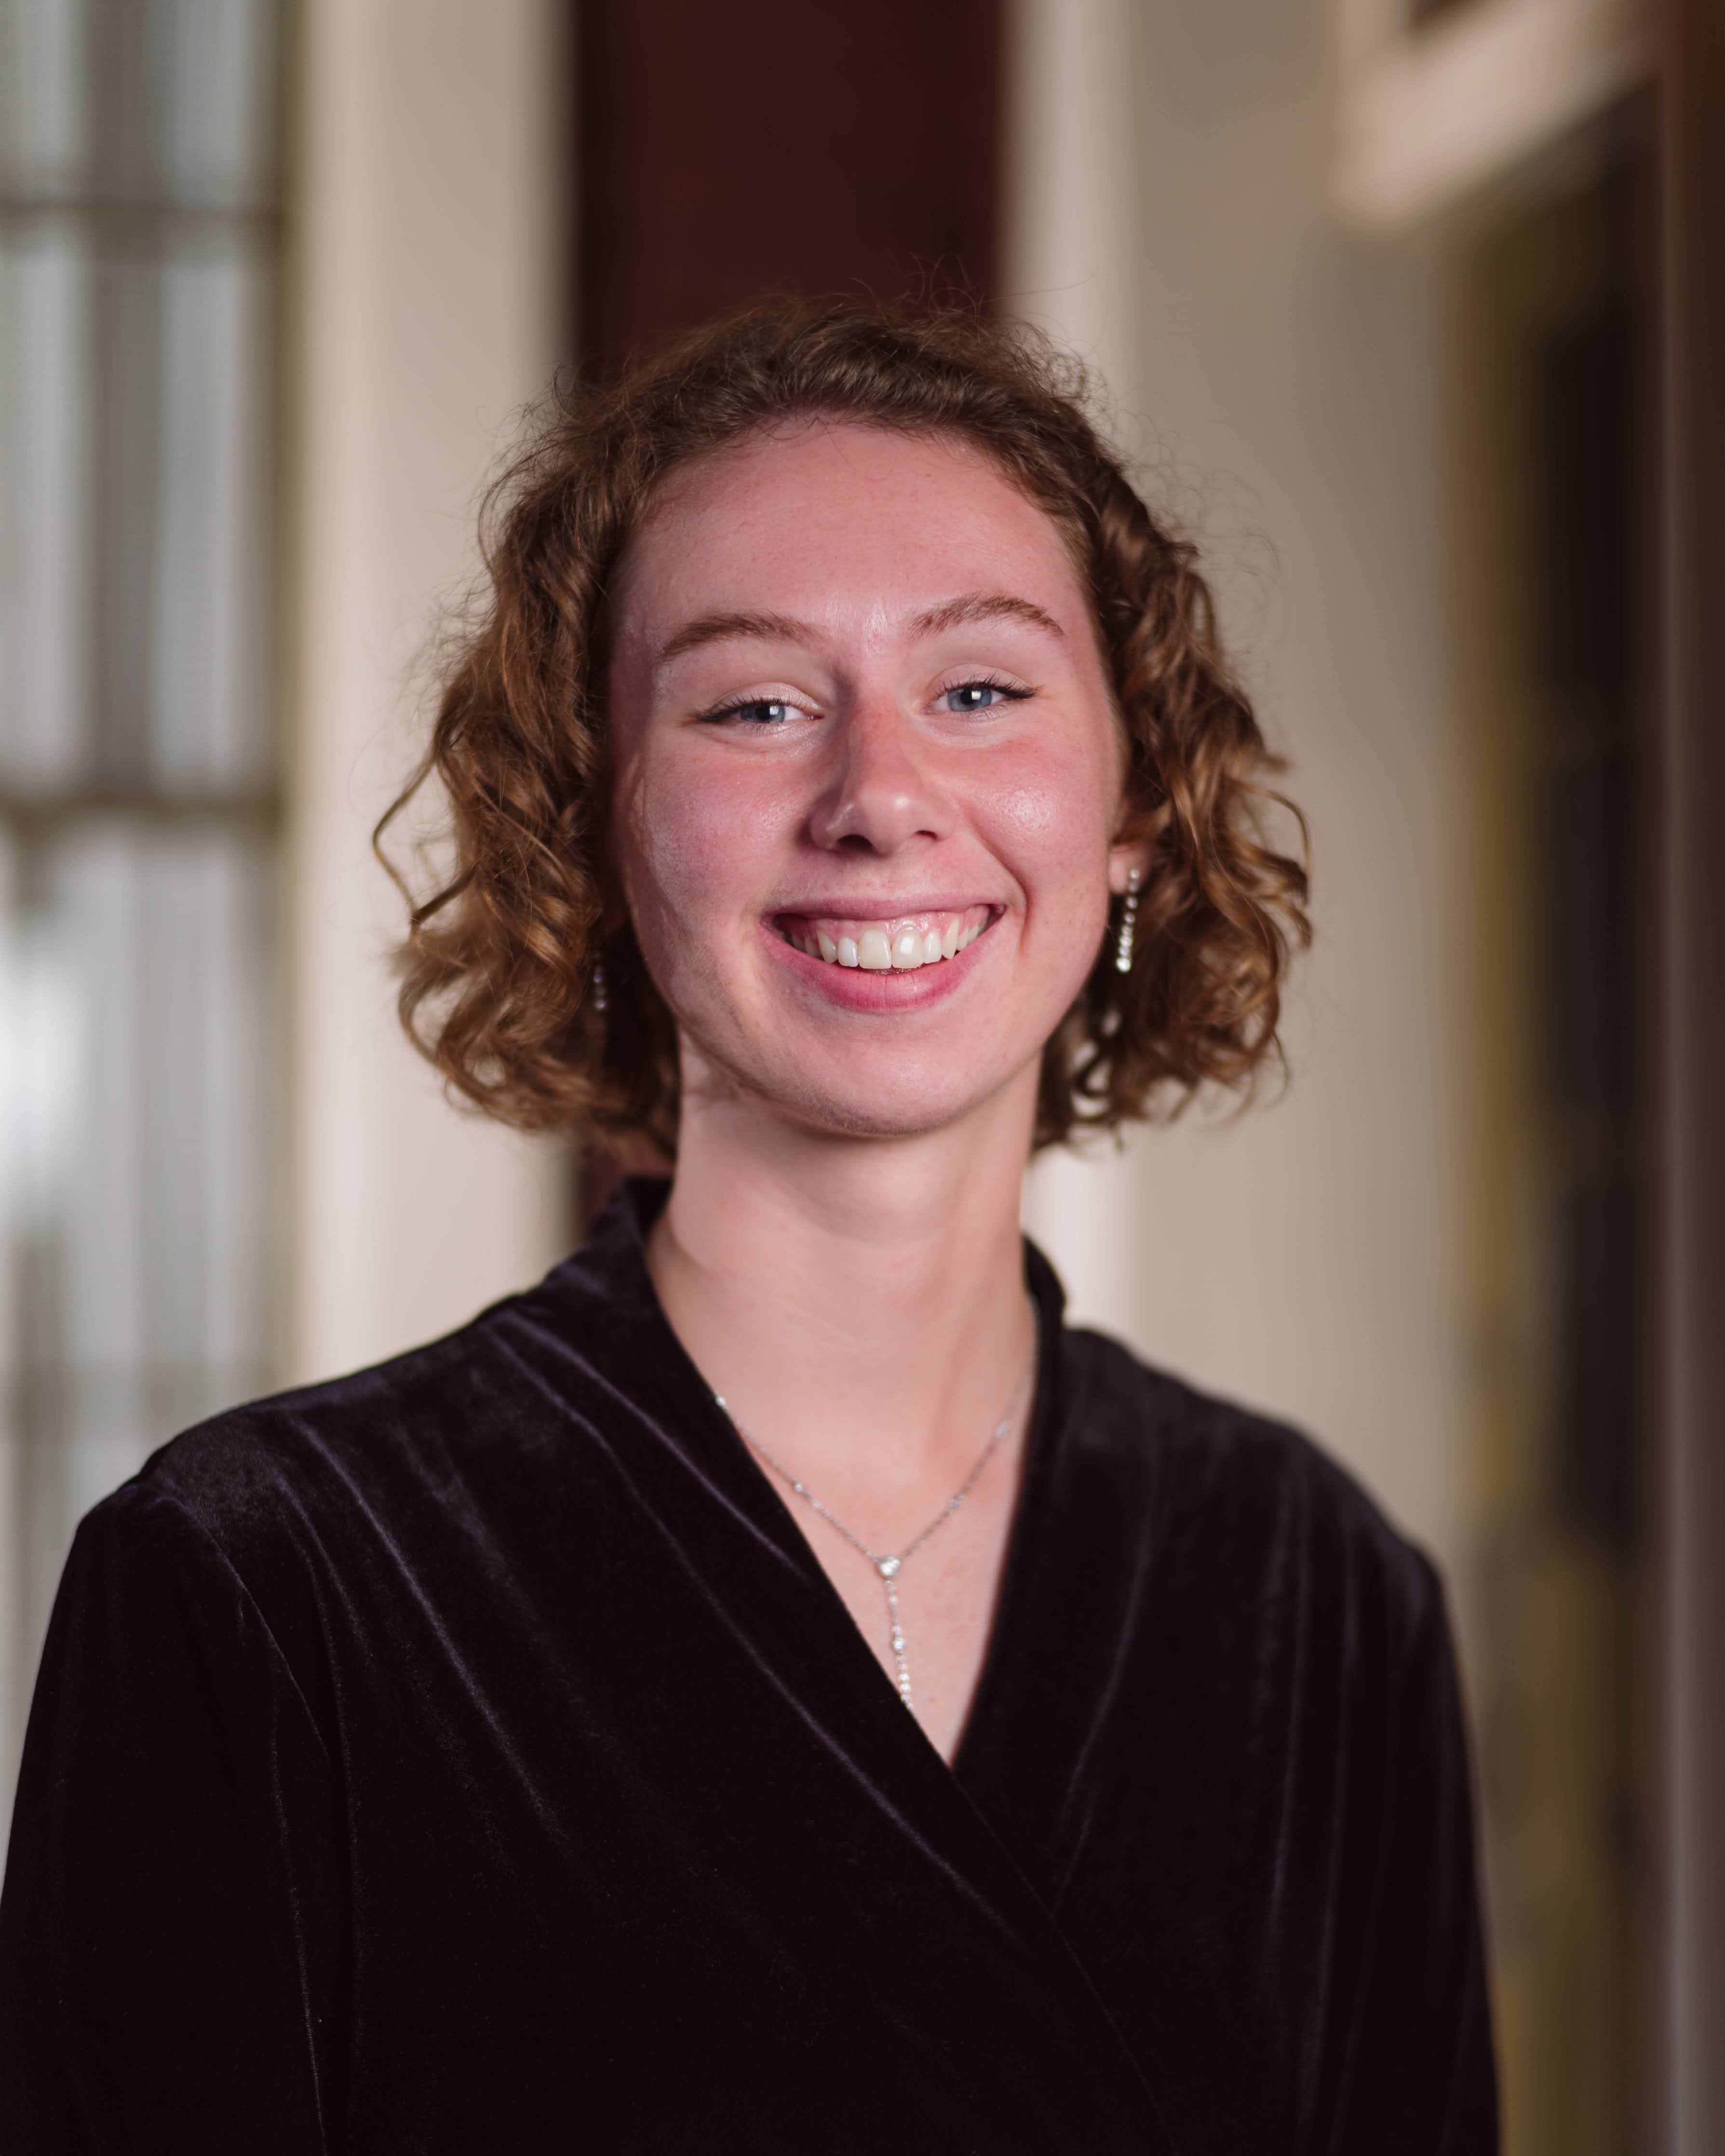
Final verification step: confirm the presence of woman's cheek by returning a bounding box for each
[625,753,792,982]
[614,762,711,988]
[981,758,1114,935]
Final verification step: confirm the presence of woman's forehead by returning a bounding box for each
[612,420,1088,644]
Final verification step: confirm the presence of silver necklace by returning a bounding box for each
[714,1322,1036,1713]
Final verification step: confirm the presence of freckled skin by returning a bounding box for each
[607,421,1140,1142]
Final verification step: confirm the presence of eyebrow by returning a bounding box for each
[655,611,819,665]
[654,590,1066,667]
[909,591,1066,641]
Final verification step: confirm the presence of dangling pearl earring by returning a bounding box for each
[1114,867,1142,975]
[591,958,607,1014]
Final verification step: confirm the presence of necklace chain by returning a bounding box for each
[714,1315,1037,1714]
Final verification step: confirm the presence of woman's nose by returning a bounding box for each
[807,701,956,855]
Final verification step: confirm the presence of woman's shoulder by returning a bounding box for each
[1057,1321,1447,1638]
[87,1277,578,1574]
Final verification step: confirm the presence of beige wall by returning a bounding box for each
[1009,0,1466,1575]
[287,0,570,1384]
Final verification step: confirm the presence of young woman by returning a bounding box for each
[0,304,1496,2151]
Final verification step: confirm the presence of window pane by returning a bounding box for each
[0,0,281,1823]
[0,0,87,193]
[0,229,94,788]
[1,0,278,209]
[2,822,277,1725]
[150,238,275,789]
[158,0,280,209]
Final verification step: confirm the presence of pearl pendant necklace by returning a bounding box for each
[715,1323,1036,1712]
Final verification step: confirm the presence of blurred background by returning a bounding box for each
[0,0,1720,2147]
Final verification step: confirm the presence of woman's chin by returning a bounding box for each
[684,1037,1032,1147]
[787,1089,997,1144]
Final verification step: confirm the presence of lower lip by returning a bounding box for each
[762,922,995,1011]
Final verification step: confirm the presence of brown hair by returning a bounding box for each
[379,299,1309,1157]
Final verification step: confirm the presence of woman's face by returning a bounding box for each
[606,420,1140,1143]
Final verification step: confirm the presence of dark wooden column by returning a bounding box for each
[575,0,1001,376]
[1657,0,1725,2141]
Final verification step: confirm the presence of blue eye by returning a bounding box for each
[940,680,1025,714]
[705,698,798,727]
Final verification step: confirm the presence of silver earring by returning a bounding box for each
[591,958,607,1013]
[1114,868,1141,975]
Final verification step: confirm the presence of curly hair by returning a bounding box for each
[378,299,1309,1157]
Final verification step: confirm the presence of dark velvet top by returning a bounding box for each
[0,1179,1496,2154]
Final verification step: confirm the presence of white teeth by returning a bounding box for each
[791,911,990,970]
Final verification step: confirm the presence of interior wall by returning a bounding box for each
[1009,0,1465,1576]
[287,0,570,1382]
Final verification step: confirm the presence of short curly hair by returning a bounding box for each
[379,299,1309,1158]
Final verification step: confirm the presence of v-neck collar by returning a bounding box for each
[553,1177,1070,1783]
[514,1177,1176,2148]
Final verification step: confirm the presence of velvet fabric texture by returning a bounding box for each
[0,1179,1496,2153]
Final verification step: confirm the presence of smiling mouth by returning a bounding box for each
[773,904,996,973]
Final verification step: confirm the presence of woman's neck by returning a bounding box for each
[646,1065,1038,1519]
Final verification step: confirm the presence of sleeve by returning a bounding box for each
[1337,1552,1499,2155]
[0,1485,346,2155]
